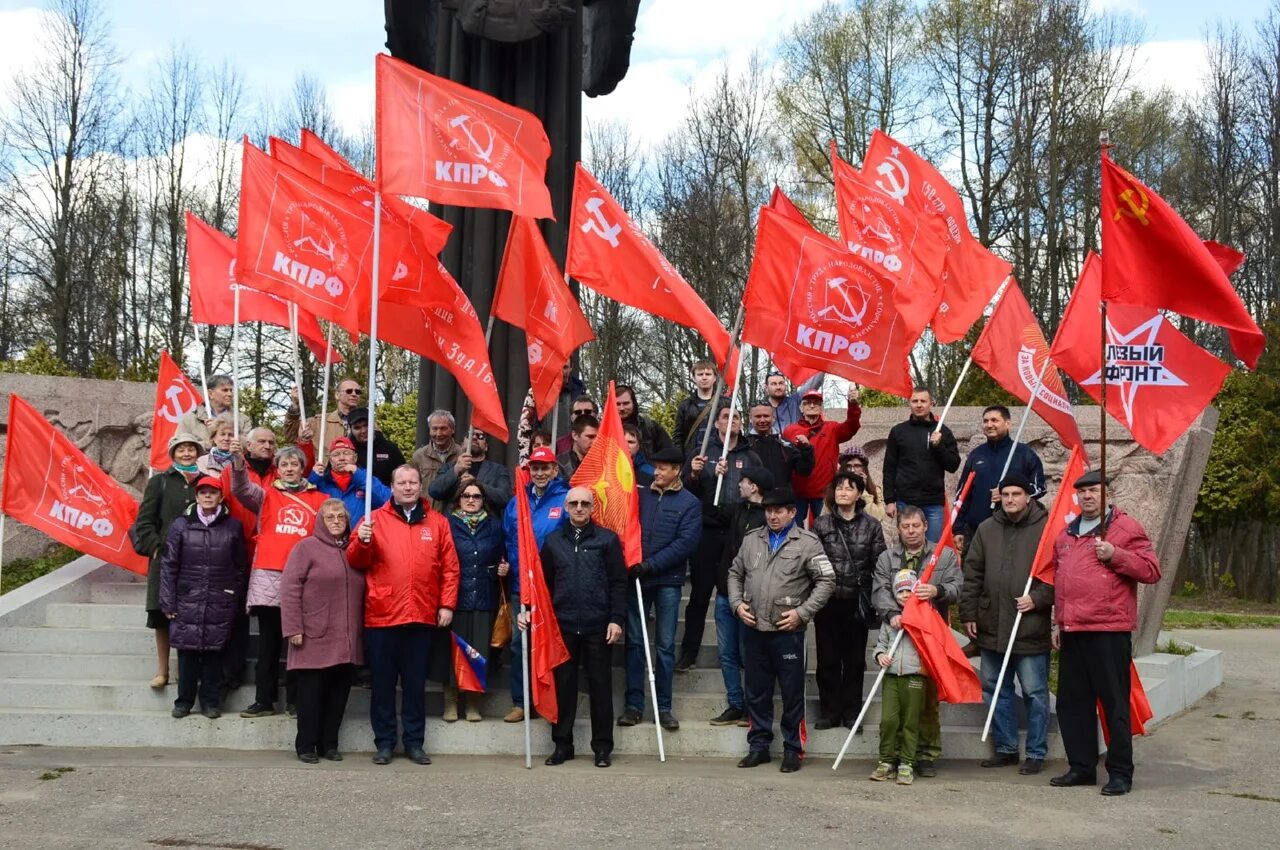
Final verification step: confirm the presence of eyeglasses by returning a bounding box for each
[461,493,484,500]
[565,500,592,508]
[573,408,594,416]
[341,388,362,395]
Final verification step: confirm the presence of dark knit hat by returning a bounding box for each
[998,472,1034,494]
[740,467,774,492]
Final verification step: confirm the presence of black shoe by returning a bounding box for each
[372,749,392,765]
[1050,770,1097,787]
[659,711,680,731]
[674,655,697,673]
[813,716,837,731]
[616,707,642,727]
[1101,776,1132,796]
[171,705,191,719]
[594,752,612,768]
[780,752,802,773]
[201,706,221,720]
[239,702,275,718]
[1019,758,1044,775]
[737,751,771,768]
[545,748,575,766]
[916,759,937,778]
[297,752,320,764]
[709,707,745,726]
[322,749,343,762]
[406,747,431,765]
[981,751,1020,768]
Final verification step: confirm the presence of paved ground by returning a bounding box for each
[0,628,1276,849]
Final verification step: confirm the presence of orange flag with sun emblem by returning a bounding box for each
[570,382,643,567]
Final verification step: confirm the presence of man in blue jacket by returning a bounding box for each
[954,406,1045,549]
[618,447,701,731]
[501,447,568,723]
[307,436,390,525]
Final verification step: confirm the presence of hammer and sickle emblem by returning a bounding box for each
[873,157,910,204]
[1114,187,1150,226]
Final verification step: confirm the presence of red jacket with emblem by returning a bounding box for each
[346,498,460,628]
[230,465,327,572]
[1051,507,1161,633]
[781,400,862,499]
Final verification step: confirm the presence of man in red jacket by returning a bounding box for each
[349,464,460,766]
[1048,469,1160,797]
[782,385,862,526]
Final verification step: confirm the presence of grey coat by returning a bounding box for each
[872,619,923,677]
[873,543,962,621]
[728,524,835,632]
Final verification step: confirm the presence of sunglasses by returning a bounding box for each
[573,408,594,416]
[461,493,484,500]
[565,499,592,508]
[341,388,362,395]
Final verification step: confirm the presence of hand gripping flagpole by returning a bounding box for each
[317,322,334,468]
[698,301,747,464]
[833,472,975,770]
[935,278,1009,433]
[231,286,241,442]
[192,319,213,418]
[634,577,667,762]
[712,333,748,507]
[364,193,382,523]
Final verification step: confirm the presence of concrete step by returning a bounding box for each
[0,706,1063,759]
[45,603,147,630]
[89,582,149,605]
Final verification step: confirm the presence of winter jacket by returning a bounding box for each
[872,618,924,677]
[132,466,198,612]
[556,449,585,483]
[674,392,724,452]
[684,433,761,529]
[728,523,835,632]
[747,432,815,491]
[1052,507,1161,633]
[447,511,504,612]
[347,498,461,628]
[717,499,766,597]
[812,504,888,600]
[158,504,249,651]
[502,477,569,596]
[541,521,627,635]
[637,481,701,588]
[280,523,365,670]
[873,543,962,621]
[411,441,464,509]
[307,466,390,526]
[781,400,862,499]
[622,410,674,459]
[284,405,349,459]
[428,457,513,513]
[959,502,1054,654]
[354,429,406,488]
[230,467,327,571]
[882,415,961,507]
[954,437,1045,537]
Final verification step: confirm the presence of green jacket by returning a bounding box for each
[959,502,1054,655]
[728,524,835,632]
[131,467,196,611]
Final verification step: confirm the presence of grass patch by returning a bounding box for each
[1162,610,1280,630]
[1209,790,1280,804]
[38,766,74,781]
[1156,637,1197,656]
[2,545,79,595]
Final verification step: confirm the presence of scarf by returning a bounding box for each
[453,508,488,532]
[173,462,199,475]
[209,447,234,468]
[277,478,308,493]
[330,470,353,492]
[247,455,272,478]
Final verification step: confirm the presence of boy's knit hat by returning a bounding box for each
[893,568,918,598]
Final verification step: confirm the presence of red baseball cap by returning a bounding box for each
[329,436,356,454]
[193,475,224,495]
[528,447,558,465]
[801,389,824,401]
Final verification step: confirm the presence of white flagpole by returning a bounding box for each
[698,302,747,463]
[981,573,1035,742]
[317,322,334,468]
[1,512,7,594]
[192,319,212,418]
[635,578,667,762]
[288,303,307,427]
[549,405,560,453]
[934,355,972,434]
[521,602,532,769]
[365,193,383,522]
[231,287,241,441]
[712,338,748,507]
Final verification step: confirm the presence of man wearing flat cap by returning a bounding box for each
[1048,469,1161,797]
[959,472,1052,775]
[729,486,835,773]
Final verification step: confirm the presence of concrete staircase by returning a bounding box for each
[0,559,1062,760]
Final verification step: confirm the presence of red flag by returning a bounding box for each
[567,163,731,367]
[1101,152,1264,369]
[831,141,947,338]
[375,53,554,219]
[236,140,376,336]
[970,281,1084,452]
[742,206,914,398]
[768,185,811,226]
[451,632,487,693]
[1203,240,1245,277]
[2,394,149,575]
[570,382,643,567]
[762,189,821,387]
[900,471,982,703]
[186,212,341,364]
[514,465,570,723]
[1050,253,1230,455]
[150,352,204,470]
[493,216,595,418]
[862,130,1011,343]
[1099,660,1156,741]
[1028,446,1088,585]
[374,260,508,441]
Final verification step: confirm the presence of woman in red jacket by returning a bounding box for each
[230,442,328,719]
[348,464,460,766]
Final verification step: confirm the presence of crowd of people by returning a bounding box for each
[130,364,1160,794]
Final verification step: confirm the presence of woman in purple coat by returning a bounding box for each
[281,498,365,763]
[159,476,249,719]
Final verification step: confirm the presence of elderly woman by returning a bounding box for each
[231,440,328,719]
[131,430,204,689]
[308,436,390,526]
[281,499,365,763]
[159,476,249,719]
[429,477,505,722]
[810,471,888,729]
[197,415,237,477]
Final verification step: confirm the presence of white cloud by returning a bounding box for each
[1088,0,1148,16]
[330,76,375,138]
[1129,38,1209,98]
[0,7,54,99]
[582,58,699,152]
[635,0,828,59]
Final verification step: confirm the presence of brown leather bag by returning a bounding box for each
[490,584,512,649]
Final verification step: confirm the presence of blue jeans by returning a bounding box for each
[795,497,824,527]
[625,583,680,713]
[980,649,1051,759]
[897,502,945,543]
[714,594,744,711]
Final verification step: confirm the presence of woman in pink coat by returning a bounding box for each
[281,499,365,763]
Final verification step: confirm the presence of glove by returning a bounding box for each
[632,560,653,578]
